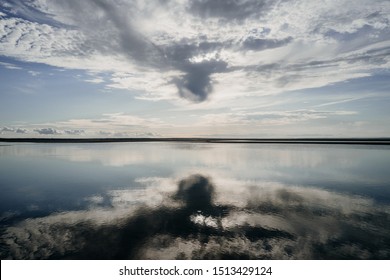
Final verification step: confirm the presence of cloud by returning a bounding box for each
[242,36,293,51]
[0,62,22,70]
[12,113,167,138]
[0,0,389,104]
[33,0,163,67]
[174,60,228,102]
[0,127,15,133]
[15,128,28,134]
[57,112,167,131]
[199,109,357,127]
[98,131,112,137]
[0,0,62,26]
[0,106,362,138]
[0,126,28,134]
[27,70,40,76]
[95,131,160,138]
[64,129,84,135]
[1,173,389,259]
[188,0,276,21]
[85,78,104,84]
[33,127,61,135]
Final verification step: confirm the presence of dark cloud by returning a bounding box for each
[42,0,230,102]
[164,40,226,62]
[1,174,389,260]
[162,40,230,101]
[48,0,163,66]
[242,36,293,51]
[174,60,228,102]
[188,0,275,21]
[34,128,61,135]
[22,0,289,103]
[89,0,163,66]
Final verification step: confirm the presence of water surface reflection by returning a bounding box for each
[2,173,389,259]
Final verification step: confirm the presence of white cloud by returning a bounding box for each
[84,78,104,84]
[0,61,22,70]
[107,70,180,101]
[199,109,357,127]
[27,70,40,76]
[64,112,166,129]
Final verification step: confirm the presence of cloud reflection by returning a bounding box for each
[1,174,389,259]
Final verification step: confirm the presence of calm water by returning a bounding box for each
[0,142,389,259]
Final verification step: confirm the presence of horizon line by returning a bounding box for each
[1,137,390,145]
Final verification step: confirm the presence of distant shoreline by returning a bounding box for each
[1,138,390,145]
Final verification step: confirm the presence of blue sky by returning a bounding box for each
[0,0,389,138]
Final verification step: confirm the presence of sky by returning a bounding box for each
[0,0,389,138]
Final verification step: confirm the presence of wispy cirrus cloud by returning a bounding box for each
[0,62,22,70]
[58,112,167,129]
[199,109,357,126]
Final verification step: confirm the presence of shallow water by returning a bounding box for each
[0,142,389,259]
